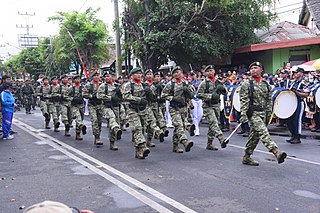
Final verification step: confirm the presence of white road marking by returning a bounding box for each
[230,144,320,166]
[14,119,197,213]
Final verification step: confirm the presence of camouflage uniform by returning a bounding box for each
[122,69,150,159]
[60,82,72,136]
[240,61,287,166]
[161,75,195,153]
[151,81,169,138]
[21,83,34,114]
[49,81,62,132]
[83,78,104,145]
[97,79,122,150]
[67,79,87,140]
[196,76,228,150]
[36,82,51,129]
[144,80,165,147]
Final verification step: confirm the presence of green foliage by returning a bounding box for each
[123,0,272,69]
[48,7,112,73]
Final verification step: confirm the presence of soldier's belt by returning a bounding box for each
[88,99,102,105]
[170,101,187,108]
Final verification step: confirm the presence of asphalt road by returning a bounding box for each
[1,108,320,213]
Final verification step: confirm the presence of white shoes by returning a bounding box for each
[3,134,14,140]
[195,131,200,136]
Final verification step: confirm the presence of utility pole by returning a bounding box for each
[16,12,35,35]
[114,0,122,76]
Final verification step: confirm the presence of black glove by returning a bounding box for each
[216,85,227,95]
[211,93,220,104]
[114,87,122,99]
[140,98,148,107]
[184,88,194,99]
[172,96,185,105]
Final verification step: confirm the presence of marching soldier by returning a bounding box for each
[97,68,123,150]
[286,67,309,144]
[60,74,72,136]
[83,71,104,145]
[144,69,165,147]
[36,77,51,129]
[161,66,195,153]
[239,62,287,166]
[122,67,150,159]
[49,76,62,132]
[152,71,169,138]
[196,65,229,150]
[67,74,87,140]
[21,80,34,114]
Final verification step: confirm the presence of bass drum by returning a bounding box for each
[272,87,297,119]
[232,86,241,112]
[313,84,320,108]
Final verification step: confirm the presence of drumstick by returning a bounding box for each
[225,123,242,141]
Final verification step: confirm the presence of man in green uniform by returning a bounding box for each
[97,68,123,150]
[21,80,34,114]
[152,71,169,139]
[196,65,229,150]
[161,66,195,153]
[60,74,72,136]
[122,67,150,159]
[83,71,104,145]
[144,69,165,147]
[36,77,51,129]
[49,76,62,132]
[67,74,87,140]
[239,62,287,166]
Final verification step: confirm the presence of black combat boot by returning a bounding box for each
[290,134,301,144]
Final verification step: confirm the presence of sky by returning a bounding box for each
[0,0,304,61]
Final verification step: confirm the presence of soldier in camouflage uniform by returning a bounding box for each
[144,69,165,147]
[122,67,150,159]
[49,76,62,132]
[239,62,287,166]
[83,71,104,145]
[161,66,195,153]
[21,80,34,114]
[97,68,123,150]
[60,74,72,136]
[152,71,169,139]
[67,74,87,140]
[36,77,52,129]
[196,65,229,150]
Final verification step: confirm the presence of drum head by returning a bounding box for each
[316,88,320,108]
[233,87,241,112]
[273,90,297,119]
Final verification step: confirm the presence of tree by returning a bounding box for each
[48,7,112,76]
[123,0,272,70]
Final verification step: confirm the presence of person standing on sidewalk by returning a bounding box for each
[239,62,287,166]
[1,83,16,140]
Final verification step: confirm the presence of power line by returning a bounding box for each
[78,0,88,12]
[276,2,303,10]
